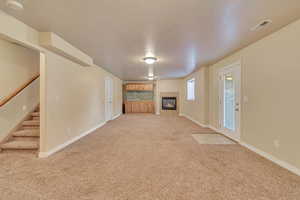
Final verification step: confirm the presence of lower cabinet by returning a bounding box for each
[125,101,154,113]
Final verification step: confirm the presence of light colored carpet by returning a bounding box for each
[0,114,299,200]
[192,133,236,144]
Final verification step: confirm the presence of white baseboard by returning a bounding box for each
[208,125,300,176]
[112,113,122,120]
[180,113,208,128]
[240,142,300,176]
[39,121,106,158]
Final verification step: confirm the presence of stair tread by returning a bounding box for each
[13,130,39,137]
[23,120,40,126]
[31,112,40,117]
[1,140,39,150]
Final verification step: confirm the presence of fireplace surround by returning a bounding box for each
[162,97,177,110]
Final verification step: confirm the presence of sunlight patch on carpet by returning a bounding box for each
[192,133,236,144]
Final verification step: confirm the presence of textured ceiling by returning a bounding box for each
[1,0,300,80]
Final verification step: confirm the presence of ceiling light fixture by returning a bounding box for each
[226,76,233,81]
[143,56,157,65]
[147,76,157,80]
[6,0,24,10]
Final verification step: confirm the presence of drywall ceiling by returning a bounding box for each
[1,0,300,80]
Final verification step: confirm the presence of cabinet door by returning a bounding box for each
[140,103,148,113]
[148,103,154,113]
[135,85,141,91]
[125,103,132,113]
[126,85,132,90]
[132,102,140,113]
[142,84,148,91]
[144,84,153,91]
[126,84,136,91]
[131,85,137,90]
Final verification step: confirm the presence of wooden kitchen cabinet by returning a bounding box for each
[125,101,154,113]
[143,84,153,91]
[125,102,132,113]
[125,84,153,91]
[132,102,140,113]
[140,102,148,113]
[126,84,136,91]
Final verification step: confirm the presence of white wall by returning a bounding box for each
[157,80,182,93]
[180,19,300,173]
[0,38,39,100]
[181,67,209,126]
[0,38,39,141]
[0,10,123,155]
[42,51,123,152]
[209,19,300,170]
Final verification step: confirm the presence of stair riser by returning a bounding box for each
[13,132,39,137]
[31,113,40,117]
[13,137,39,141]
[1,143,39,150]
[23,122,39,126]
[22,124,40,127]
[22,127,39,130]
[1,149,38,153]
[2,147,39,150]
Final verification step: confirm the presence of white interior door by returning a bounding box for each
[218,62,241,141]
[105,77,113,121]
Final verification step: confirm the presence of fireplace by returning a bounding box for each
[162,97,177,110]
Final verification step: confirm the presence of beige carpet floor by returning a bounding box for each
[0,114,300,200]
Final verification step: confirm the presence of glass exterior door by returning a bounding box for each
[219,63,241,141]
[223,73,235,131]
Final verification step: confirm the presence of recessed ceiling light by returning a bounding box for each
[144,76,157,81]
[226,76,233,81]
[147,76,157,80]
[251,19,272,31]
[6,0,24,10]
[143,57,157,65]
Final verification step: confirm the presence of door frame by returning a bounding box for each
[218,61,242,142]
[105,76,113,122]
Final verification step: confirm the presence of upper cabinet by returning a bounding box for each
[143,84,153,91]
[126,84,153,91]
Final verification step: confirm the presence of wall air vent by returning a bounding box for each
[251,19,272,31]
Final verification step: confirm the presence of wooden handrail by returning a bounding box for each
[0,74,40,107]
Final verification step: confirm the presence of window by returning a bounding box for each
[187,78,195,100]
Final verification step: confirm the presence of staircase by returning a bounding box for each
[1,106,40,153]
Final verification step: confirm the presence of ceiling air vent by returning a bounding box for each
[251,19,272,31]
